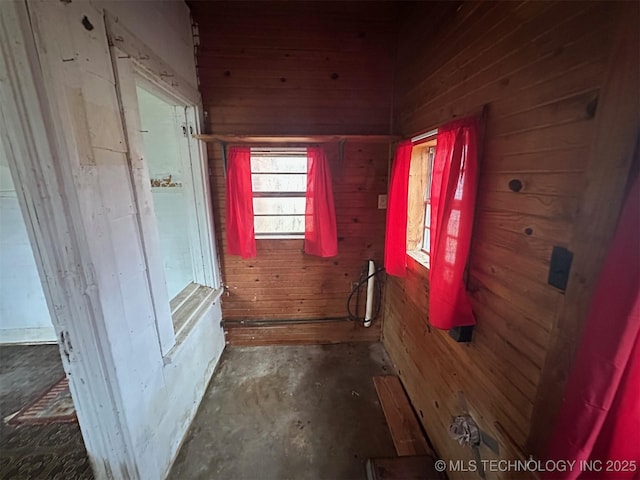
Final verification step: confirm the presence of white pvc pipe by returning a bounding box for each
[364,260,375,328]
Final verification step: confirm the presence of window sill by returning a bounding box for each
[255,234,304,240]
[407,249,430,272]
[163,283,224,365]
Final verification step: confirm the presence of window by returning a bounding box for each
[135,84,219,307]
[421,143,436,256]
[136,85,200,300]
[385,117,479,328]
[250,147,307,239]
[407,138,437,268]
[112,46,221,356]
[134,81,219,348]
[226,145,337,258]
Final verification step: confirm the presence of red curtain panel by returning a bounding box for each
[225,146,256,258]
[429,117,479,329]
[305,147,337,257]
[384,140,413,277]
[545,173,640,479]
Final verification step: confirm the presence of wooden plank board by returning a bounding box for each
[193,1,396,136]
[385,323,530,459]
[383,286,533,442]
[398,8,614,131]
[528,2,640,457]
[204,124,389,324]
[366,456,444,480]
[173,285,217,338]
[383,6,622,474]
[400,34,612,137]
[169,282,200,314]
[373,376,433,457]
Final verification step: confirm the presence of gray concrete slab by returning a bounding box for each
[169,342,397,480]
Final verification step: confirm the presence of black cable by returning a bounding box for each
[346,261,385,325]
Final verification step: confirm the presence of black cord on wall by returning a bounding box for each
[346,261,385,325]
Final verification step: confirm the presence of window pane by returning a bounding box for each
[255,215,305,234]
[422,227,430,252]
[252,173,307,192]
[424,203,431,229]
[137,85,194,300]
[251,148,307,238]
[151,189,194,298]
[454,174,464,200]
[425,146,436,199]
[251,155,307,173]
[253,197,306,215]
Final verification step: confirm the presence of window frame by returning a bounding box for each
[406,136,437,270]
[112,47,221,355]
[137,84,204,293]
[250,147,308,240]
[420,143,437,261]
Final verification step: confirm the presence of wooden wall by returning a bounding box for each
[190,2,398,344]
[384,1,638,476]
[209,142,388,344]
[191,1,396,135]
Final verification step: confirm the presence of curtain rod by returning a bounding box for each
[194,134,400,144]
[407,104,489,143]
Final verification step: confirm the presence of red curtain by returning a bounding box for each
[225,146,256,258]
[429,117,479,329]
[384,140,413,277]
[545,173,640,479]
[305,147,337,257]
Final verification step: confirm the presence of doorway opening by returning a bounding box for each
[0,140,92,478]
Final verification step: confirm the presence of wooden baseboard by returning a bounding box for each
[224,319,381,346]
[0,327,57,345]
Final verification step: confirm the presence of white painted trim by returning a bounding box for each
[162,285,224,365]
[185,106,219,288]
[105,13,200,106]
[0,2,137,477]
[174,105,205,285]
[109,41,220,354]
[0,326,57,344]
[109,47,177,356]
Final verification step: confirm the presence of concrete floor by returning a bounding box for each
[169,342,397,480]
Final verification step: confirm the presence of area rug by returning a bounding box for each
[5,377,77,426]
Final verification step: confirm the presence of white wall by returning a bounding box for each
[99,1,198,88]
[20,1,225,478]
[0,143,55,343]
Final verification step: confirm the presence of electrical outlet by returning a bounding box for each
[377,194,388,209]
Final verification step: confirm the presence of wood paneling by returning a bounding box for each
[190,1,398,135]
[190,1,398,342]
[528,7,640,455]
[191,2,638,461]
[383,1,635,477]
[208,141,389,329]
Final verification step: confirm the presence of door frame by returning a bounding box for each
[0,3,137,478]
